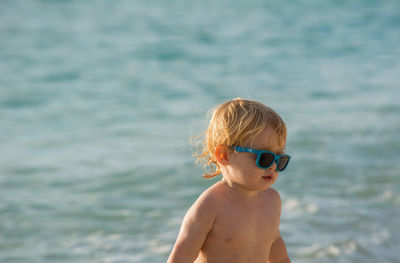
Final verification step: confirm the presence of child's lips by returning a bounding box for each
[262,175,273,181]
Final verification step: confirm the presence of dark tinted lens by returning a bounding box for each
[259,152,275,168]
[277,155,289,171]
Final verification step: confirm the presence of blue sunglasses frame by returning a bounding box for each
[232,146,291,172]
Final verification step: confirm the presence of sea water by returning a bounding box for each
[1,0,399,262]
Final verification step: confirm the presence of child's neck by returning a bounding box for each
[220,178,262,199]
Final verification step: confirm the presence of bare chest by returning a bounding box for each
[202,200,280,259]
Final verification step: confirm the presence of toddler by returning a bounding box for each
[167,98,291,263]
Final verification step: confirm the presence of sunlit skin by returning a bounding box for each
[167,127,291,263]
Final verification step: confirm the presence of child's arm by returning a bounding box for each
[167,192,216,263]
[267,189,291,263]
[267,233,291,263]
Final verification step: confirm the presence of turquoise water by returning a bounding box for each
[1,0,399,262]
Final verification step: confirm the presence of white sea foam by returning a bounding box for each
[283,198,319,215]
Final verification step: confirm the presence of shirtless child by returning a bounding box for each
[167,98,291,263]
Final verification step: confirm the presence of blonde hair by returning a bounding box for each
[195,98,287,178]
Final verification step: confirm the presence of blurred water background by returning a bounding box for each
[1,0,399,262]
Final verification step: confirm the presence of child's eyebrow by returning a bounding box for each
[262,148,284,154]
[276,149,285,155]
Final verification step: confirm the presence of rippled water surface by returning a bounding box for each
[1,0,399,262]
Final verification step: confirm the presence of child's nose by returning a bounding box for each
[268,161,277,171]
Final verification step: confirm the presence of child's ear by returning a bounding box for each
[215,145,229,166]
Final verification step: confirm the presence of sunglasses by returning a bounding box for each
[232,146,291,172]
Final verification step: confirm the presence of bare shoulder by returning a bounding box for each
[264,187,281,204]
[262,187,282,215]
[198,181,223,201]
[188,182,223,217]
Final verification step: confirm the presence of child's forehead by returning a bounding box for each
[249,127,286,152]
